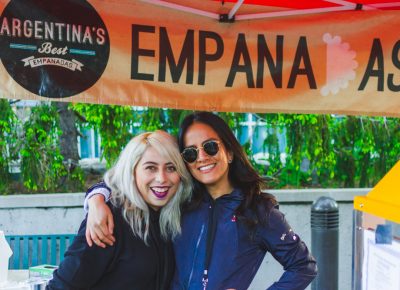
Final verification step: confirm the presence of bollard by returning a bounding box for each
[311,196,339,290]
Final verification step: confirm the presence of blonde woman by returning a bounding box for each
[47,131,192,290]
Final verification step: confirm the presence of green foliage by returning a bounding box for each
[20,104,67,191]
[60,165,85,192]
[252,113,399,188]
[137,108,191,136]
[72,104,135,167]
[72,105,192,167]
[215,112,399,188]
[2,100,399,194]
[278,114,336,187]
[254,114,285,185]
[331,116,400,188]
[191,111,398,188]
[0,99,19,193]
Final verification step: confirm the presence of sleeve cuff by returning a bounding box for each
[83,188,111,212]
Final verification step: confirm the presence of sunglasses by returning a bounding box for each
[181,140,220,163]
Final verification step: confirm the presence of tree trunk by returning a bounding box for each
[54,102,80,171]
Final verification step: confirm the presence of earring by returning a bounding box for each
[228,158,233,164]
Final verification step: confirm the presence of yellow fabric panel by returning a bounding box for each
[354,160,400,223]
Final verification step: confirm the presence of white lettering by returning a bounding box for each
[0,17,106,45]
[55,23,65,41]
[23,20,33,38]
[72,25,81,43]
[82,26,93,44]
[34,20,43,39]
[38,42,68,55]
[44,22,54,40]
[12,18,21,37]
[0,17,11,36]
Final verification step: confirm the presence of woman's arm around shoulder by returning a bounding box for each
[258,205,317,290]
[84,181,116,247]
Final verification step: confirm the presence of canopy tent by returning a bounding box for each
[1,0,400,116]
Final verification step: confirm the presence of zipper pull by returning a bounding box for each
[202,270,208,290]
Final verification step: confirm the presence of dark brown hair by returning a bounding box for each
[178,111,277,222]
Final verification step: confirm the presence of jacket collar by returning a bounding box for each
[203,188,244,210]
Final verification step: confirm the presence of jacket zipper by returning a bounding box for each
[186,223,205,288]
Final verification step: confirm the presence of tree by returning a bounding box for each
[0,99,18,194]
[53,101,84,191]
[54,102,80,170]
[20,103,66,191]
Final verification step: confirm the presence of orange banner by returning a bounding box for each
[1,0,400,116]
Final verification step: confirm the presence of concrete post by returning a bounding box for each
[311,196,339,290]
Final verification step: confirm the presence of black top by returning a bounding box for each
[47,204,174,290]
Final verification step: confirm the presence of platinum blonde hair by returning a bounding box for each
[104,130,192,242]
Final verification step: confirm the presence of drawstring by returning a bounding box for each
[202,201,218,290]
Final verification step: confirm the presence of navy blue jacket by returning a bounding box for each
[171,189,317,290]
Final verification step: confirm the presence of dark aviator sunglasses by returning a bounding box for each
[181,140,220,163]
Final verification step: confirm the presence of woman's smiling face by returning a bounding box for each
[183,122,233,197]
[135,146,180,210]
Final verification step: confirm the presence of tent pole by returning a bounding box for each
[324,0,375,10]
[370,2,400,8]
[236,6,358,21]
[228,0,244,20]
[141,0,219,19]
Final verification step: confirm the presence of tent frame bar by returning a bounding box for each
[141,0,400,21]
[141,0,220,20]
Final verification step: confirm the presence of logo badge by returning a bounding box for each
[0,0,110,98]
[321,33,358,97]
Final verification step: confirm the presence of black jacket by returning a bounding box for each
[47,204,174,290]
